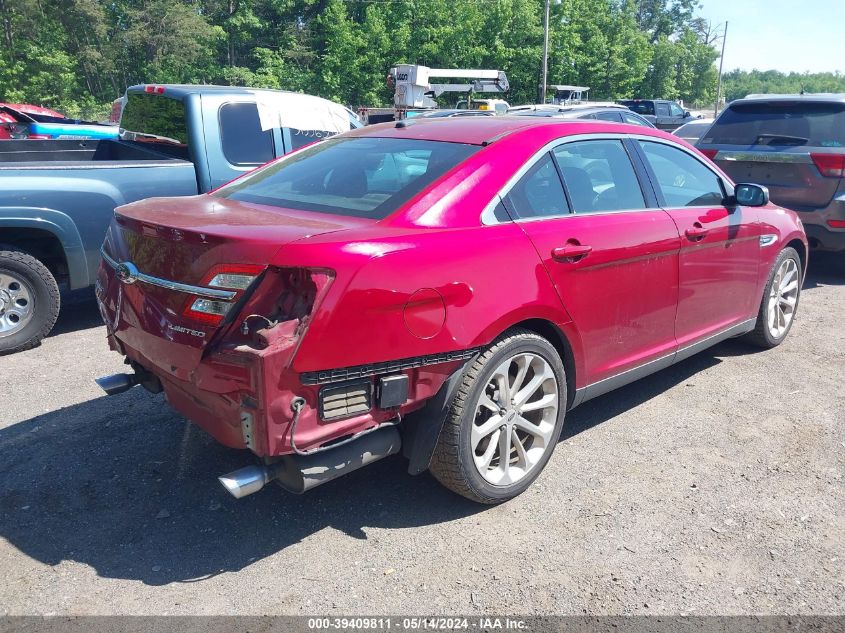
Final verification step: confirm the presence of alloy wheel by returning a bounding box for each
[766,258,799,339]
[471,352,559,486]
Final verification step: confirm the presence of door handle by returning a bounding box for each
[685,223,709,241]
[552,244,592,262]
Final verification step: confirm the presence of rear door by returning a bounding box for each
[699,100,845,211]
[504,137,681,389]
[633,139,761,347]
[668,102,687,130]
[654,102,672,130]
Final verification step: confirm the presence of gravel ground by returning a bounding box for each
[0,256,843,617]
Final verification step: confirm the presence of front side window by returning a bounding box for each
[288,110,361,151]
[553,140,646,214]
[637,141,725,207]
[219,102,274,166]
[505,153,569,220]
[215,137,478,219]
[670,103,684,117]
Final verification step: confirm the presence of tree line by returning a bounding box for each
[1,0,843,120]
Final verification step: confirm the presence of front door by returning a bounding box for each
[633,139,761,348]
[502,139,681,389]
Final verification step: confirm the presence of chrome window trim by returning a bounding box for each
[100,248,237,300]
[481,132,733,225]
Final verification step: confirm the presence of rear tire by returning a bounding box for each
[745,247,801,349]
[0,250,60,355]
[429,328,566,504]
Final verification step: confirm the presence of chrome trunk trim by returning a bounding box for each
[100,248,237,300]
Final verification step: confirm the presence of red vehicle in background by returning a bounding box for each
[0,103,67,139]
[95,117,807,504]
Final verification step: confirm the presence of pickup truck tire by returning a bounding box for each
[746,247,802,349]
[429,329,566,504]
[0,250,60,355]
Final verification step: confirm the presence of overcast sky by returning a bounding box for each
[699,0,844,74]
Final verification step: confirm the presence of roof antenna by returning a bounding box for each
[800,84,806,95]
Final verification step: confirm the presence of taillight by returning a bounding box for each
[699,148,718,160]
[810,153,845,178]
[828,219,845,229]
[143,85,166,94]
[182,263,265,325]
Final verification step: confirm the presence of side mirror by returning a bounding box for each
[683,110,692,118]
[733,183,770,207]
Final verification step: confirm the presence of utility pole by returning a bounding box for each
[714,21,728,118]
[541,0,550,104]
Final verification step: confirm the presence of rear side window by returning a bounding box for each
[594,111,623,122]
[553,140,646,214]
[655,103,670,117]
[637,141,724,207]
[215,137,478,219]
[219,102,274,165]
[505,153,569,219]
[119,93,189,159]
[704,101,845,147]
[622,112,651,127]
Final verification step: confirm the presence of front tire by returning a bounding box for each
[746,247,802,349]
[0,250,60,355]
[429,329,566,504]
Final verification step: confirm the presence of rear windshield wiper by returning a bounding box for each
[754,133,809,146]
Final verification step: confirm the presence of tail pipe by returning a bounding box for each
[218,424,401,498]
[94,373,138,395]
[95,365,163,396]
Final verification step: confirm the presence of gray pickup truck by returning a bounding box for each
[618,99,698,131]
[0,84,359,354]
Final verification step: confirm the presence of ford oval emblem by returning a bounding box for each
[116,262,138,284]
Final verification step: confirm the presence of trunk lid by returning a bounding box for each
[103,195,370,375]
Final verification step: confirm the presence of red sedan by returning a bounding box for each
[95,117,807,503]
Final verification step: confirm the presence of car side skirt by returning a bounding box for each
[571,318,756,407]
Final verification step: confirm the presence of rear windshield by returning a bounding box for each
[620,100,655,115]
[703,101,845,147]
[119,93,189,159]
[215,137,479,219]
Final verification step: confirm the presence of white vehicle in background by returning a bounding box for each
[673,118,714,145]
[548,85,590,105]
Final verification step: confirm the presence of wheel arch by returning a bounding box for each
[785,238,807,279]
[505,318,577,411]
[0,211,88,289]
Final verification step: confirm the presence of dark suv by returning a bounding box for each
[698,94,845,252]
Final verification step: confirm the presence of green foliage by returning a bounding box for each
[722,70,845,103]
[2,0,833,119]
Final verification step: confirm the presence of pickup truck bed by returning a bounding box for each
[0,138,185,164]
[0,84,359,354]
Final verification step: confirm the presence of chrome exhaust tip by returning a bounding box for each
[218,465,273,499]
[95,373,138,396]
